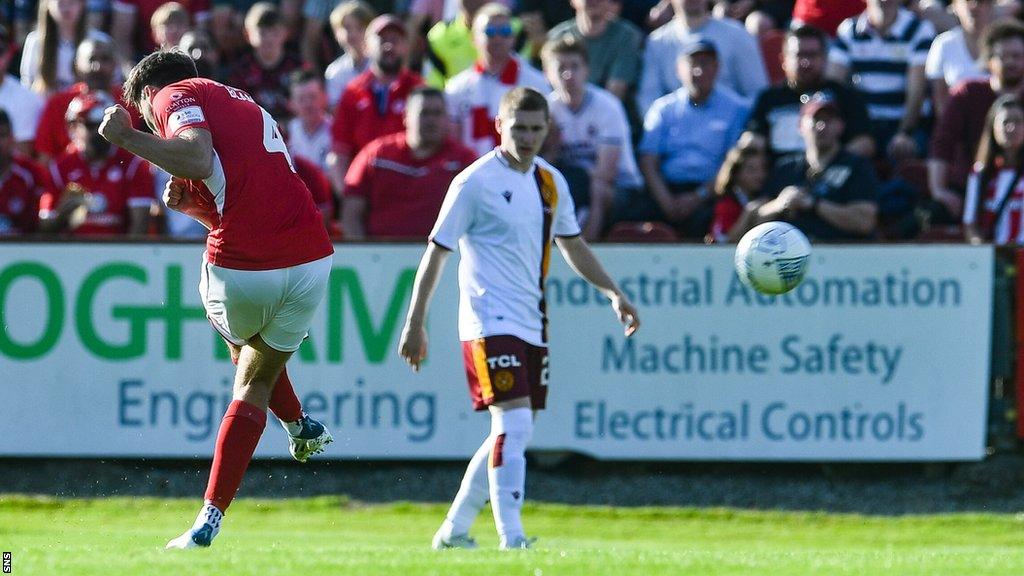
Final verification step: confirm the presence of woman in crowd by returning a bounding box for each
[926,0,993,117]
[964,94,1024,244]
[21,0,112,94]
[708,139,769,243]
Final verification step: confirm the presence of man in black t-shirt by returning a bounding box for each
[744,25,874,165]
[757,94,879,241]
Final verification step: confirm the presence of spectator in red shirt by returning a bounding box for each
[35,37,142,164]
[0,110,46,235]
[112,0,210,63]
[38,92,153,236]
[227,2,304,122]
[328,14,424,191]
[708,137,768,243]
[341,86,476,240]
[929,20,1024,224]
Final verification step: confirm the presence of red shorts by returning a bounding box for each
[461,335,549,411]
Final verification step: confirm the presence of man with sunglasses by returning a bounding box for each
[445,2,549,156]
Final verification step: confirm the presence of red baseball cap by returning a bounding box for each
[367,14,407,38]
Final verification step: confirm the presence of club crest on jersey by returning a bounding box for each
[486,354,521,370]
[170,92,184,100]
[502,190,512,203]
[493,370,516,392]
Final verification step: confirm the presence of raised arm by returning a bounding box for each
[98,106,214,180]
[554,235,640,337]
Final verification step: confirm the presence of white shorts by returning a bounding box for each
[199,254,332,352]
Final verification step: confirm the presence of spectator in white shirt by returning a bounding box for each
[286,69,333,175]
[324,0,375,110]
[926,0,993,118]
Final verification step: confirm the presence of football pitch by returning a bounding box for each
[2,495,1023,575]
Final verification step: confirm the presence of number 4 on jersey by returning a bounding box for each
[261,107,296,173]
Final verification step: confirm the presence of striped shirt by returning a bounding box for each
[830,8,934,123]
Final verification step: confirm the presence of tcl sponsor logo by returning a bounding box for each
[486,354,521,369]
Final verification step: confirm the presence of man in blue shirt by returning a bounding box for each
[621,38,749,239]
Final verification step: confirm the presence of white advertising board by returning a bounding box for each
[0,244,992,461]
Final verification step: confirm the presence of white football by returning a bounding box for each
[734,221,812,295]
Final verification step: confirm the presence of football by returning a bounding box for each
[734,221,812,295]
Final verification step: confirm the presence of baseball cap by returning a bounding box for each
[800,92,841,119]
[66,91,115,125]
[682,37,717,57]
[367,14,407,38]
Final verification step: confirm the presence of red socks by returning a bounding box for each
[268,368,303,423]
[204,400,267,512]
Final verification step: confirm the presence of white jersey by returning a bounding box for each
[430,150,581,346]
[287,117,332,174]
[445,56,550,156]
[547,85,643,190]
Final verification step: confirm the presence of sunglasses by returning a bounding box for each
[484,24,513,38]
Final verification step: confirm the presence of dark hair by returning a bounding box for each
[982,20,1024,63]
[714,139,766,197]
[0,109,11,131]
[499,87,549,119]
[786,24,829,54]
[123,49,198,110]
[289,68,323,88]
[972,94,1024,226]
[34,0,87,94]
[540,34,589,65]
[408,85,444,103]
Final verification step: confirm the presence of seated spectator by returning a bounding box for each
[929,20,1024,225]
[964,94,1024,244]
[926,0,992,119]
[629,39,749,240]
[0,24,43,156]
[445,3,549,156]
[111,0,209,63]
[227,2,303,122]
[341,87,476,240]
[547,0,643,102]
[423,0,525,88]
[22,0,114,94]
[828,0,934,160]
[756,95,879,241]
[328,14,423,191]
[542,35,642,240]
[38,92,153,236]
[638,0,767,113]
[746,25,873,165]
[0,110,46,235]
[179,29,222,80]
[791,0,864,36]
[150,2,193,50]
[708,138,769,243]
[286,70,332,175]
[324,0,374,109]
[34,37,141,164]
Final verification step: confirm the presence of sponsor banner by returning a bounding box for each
[0,244,992,460]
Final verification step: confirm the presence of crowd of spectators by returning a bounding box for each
[2,0,1024,244]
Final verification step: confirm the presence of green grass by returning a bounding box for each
[2,495,1024,575]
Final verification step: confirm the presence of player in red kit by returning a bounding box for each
[98,50,335,549]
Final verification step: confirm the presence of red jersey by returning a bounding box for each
[344,133,476,239]
[35,84,142,160]
[40,147,154,235]
[226,51,305,122]
[0,156,45,234]
[151,78,333,270]
[293,154,341,238]
[331,69,423,158]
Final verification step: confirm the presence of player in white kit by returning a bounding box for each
[398,87,640,550]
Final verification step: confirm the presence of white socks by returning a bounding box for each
[281,418,303,436]
[487,407,533,543]
[192,501,224,543]
[440,406,534,543]
[439,437,492,539]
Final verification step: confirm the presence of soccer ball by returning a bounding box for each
[734,222,811,295]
